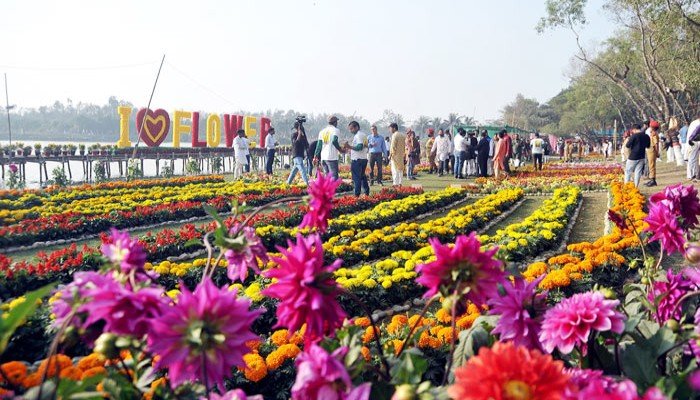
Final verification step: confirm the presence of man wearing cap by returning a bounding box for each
[645,121,660,186]
[314,115,344,180]
[264,127,278,175]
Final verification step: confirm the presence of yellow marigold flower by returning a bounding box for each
[382,280,393,289]
[363,278,378,289]
[244,282,264,302]
[435,308,451,324]
[456,313,480,330]
[437,327,454,345]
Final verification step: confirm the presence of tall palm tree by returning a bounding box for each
[430,117,442,130]
[411,115,431,135]
[443,113,464,133]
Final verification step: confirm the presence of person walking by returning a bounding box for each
[347,120,370,196]
[286,123,310,185]
[465,131,477,176]
[530,132,545,171]
[493,131,509,179]
[307,138,319,177]
[367,125,387,185]
[264,128,277,175]
[426,129,437,174]
[667,117,684,167]
[476,130,490,177]
[243,132,251,172]
[625,124,651,187]
[432,129,451,176]
[233,129,248,179]
[389,123,406,186]
[406,130,416,180]
[314,115,344,180]
[688,115,700,181]
[407,130,420,180]
[645,121,660,187]
[502,131,513,174]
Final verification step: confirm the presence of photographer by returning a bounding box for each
[286,122,310,185]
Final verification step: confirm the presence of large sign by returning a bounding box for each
[116,106,271,148]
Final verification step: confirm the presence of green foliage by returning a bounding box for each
[185,158,201,175]
[0,284,55,354]
[5,167,24,189]
[93,161,107,183]
[161,161,174,177]
[49,166,69,187]
[211,157,223,173]
[127,159,143,180]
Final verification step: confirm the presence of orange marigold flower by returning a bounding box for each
[265,350,286,371]
[77,353,106,371]
[391,339,404,356]
[270,329,290,346]
[569,272,583,280]
[466,303,480,315]
[354,317,371,328]
[59,366,83,381]
[435,308,451,323]
[437,327,454,345]
[246,339,262,353]
[362,326,378,344]
[360,346,371,362]
[456,313,480,330]
[151,377,167,390]
[81,366,107,380]
[243,353,267,382]
[22,372,42,389]
[0,361,27,386]
[391,315,408,325]
[37,354,72,377]
[448,342,569,400]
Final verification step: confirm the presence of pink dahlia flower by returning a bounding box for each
[416,233,504,304]
[224,224,268,282]
[202,389,263,400]
[292,344,371,400]
[299,173,341,233]
[489,276,547,350]
[101,228,148,274]
[149,278,262,390]
[644,202,686,255]
[539,291,625,354]
[51,271,120,331]
[8,164,17,174]
[262,234,346,344]
[689,370,700,391]
[647,269,692,324]
[84,284,167,337]
[565,377,666,400]
[650,184,700,229]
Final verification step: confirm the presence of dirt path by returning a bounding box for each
[483,198,537,236]
[566,192,608,245]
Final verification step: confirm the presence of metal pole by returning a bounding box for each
[130,54,166,161]
[4,73,11,145]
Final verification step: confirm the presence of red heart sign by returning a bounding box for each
[136,108,170,147]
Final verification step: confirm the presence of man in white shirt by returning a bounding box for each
[232,129,248,179]
[264,128,277,175]
[453,128,467,179]
[687,115,700,181]
[346,121,369,196]
[313,115,344,179]
[530,132,545,171]
[243,133,251,172]
[431,129,451,176]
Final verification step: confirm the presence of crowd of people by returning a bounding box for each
[622,115,700,187]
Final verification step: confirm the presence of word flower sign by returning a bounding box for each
[116,106,271,148]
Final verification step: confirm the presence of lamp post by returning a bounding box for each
[4,73,15,145]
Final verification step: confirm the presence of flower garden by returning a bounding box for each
[1,162,700,400]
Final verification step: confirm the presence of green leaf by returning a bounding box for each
[391,348,428,385]
[449,323,490,383]
[184,238,202,248]
[0,283,55,353]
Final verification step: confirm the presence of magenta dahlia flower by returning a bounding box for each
[262,234,346,343]
[689,370,700,391]
[565,377,666,400]
[539,291,625,354]
[644,202,687,255]
[83,284,168,337]
[416,233,504,304]
[292,344,371,400]
[299,172,341,233]
[101,228,148,274]
[607,210,627,231]
[489,276,547,350]
[202,389,263,400]
[648,269,692,324]
[224,224,268,282]
[148,278,262,390]
[51,271,121,330]
[650,184,700,229]
[8,164,17,174]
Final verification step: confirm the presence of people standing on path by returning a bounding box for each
[314,115,345,180]
[389,123,406,186]
[667,117,684,167]
[346,120,370,196]
[426,129,437,174]
[476,130,490,178]
[243,132,251,172]
[368,125,387,185]
[407,130,420,180]
[432,129,451,176]
[624,124,651,187]
[687,115,700,181]
[264,128,277,175]
[530,132,545,171]
[645,121,660,187]
[286,123,310,185]
[465,131,478,176]
[502,131,513,174]
[233,129,248,179]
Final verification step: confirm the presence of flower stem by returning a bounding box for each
[342,289,391,381]
[441,290,459,386]
[201,352,210,398]
[396,295,438,359]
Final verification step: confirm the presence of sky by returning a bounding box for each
[0,0,616,124]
